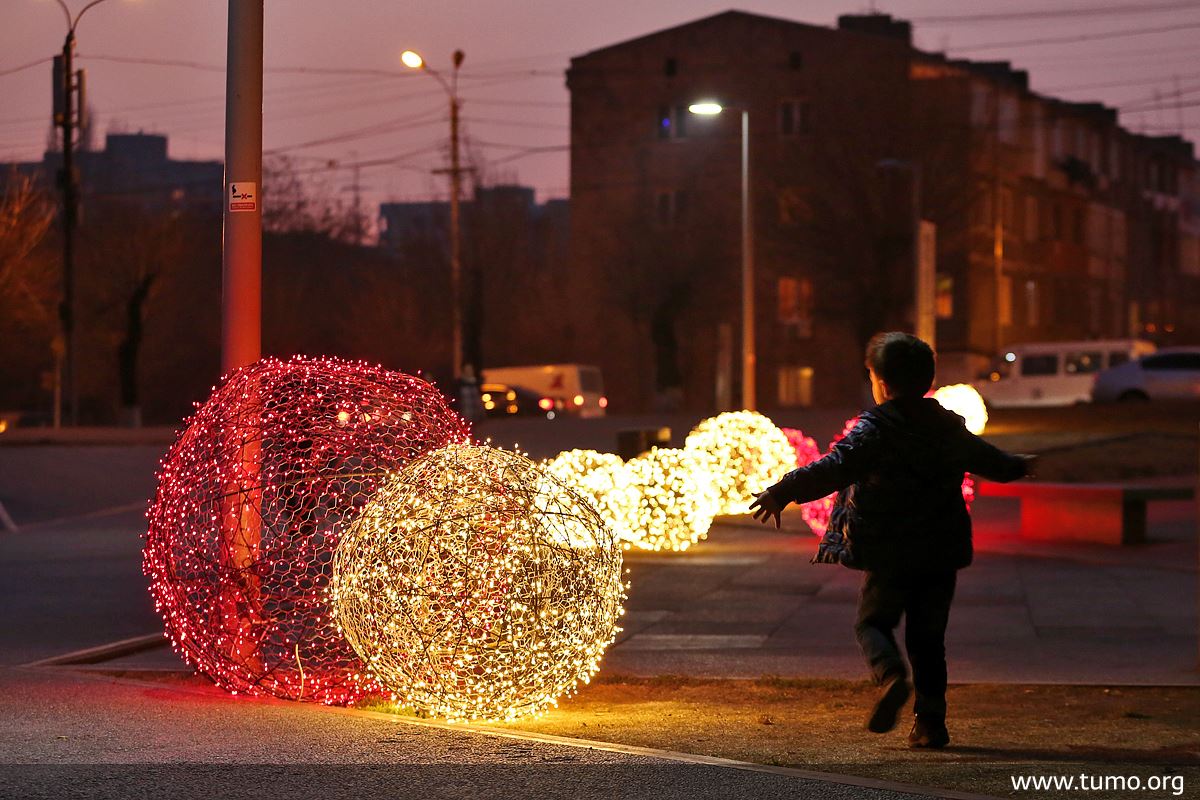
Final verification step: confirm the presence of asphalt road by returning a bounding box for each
[0,668,939,800]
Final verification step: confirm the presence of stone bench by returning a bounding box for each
[975,481,1195,545]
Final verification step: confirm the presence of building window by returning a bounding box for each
[656,105,689,140]
[935,273,954,319]
[779,99,810,136]
[1000,187,1015,228]
[777,276,814,337]
[776,186,808,226]
[1024,279,1039,327]
[1049,203,1063,240]
[1024,196,1039,241]
[1072,207,1085,245]
[664,57,677,77]
[778,366,814,407]
[998,275,1013,327]
[789,51,803,70]
[654,190,688,226]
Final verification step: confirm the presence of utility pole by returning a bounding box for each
[53,32,83,425]
[220,0,264,673]
[430,50,466,382]
[221,0,263,373]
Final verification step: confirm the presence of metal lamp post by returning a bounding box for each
[689,101,755,410]
[402,48,466,383]
[47,0,123,425]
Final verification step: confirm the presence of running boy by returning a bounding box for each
[750,332,1031,748]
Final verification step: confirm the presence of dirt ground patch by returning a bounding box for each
[487,677,1200,799]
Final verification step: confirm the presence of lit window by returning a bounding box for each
[1024,279,1039,327]
[935,274,954,319]
[777,366,814,407]
[777,276,813,338]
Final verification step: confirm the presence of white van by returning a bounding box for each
[481,364,607,418]
[973,339,1156,408]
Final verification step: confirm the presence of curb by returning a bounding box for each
[23,633,167,667]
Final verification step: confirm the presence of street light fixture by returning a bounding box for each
[689,100,756,410]
[44,0,128,426]
[403,47,467,385]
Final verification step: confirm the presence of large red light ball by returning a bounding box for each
[143,356,470,704]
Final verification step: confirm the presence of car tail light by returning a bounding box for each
[599,396,608,409]
[538,397,553,411]
[573,394,584,406]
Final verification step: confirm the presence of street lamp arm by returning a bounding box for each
[49,0,73,31]
[73,0,117,30]
[420,63,453,96]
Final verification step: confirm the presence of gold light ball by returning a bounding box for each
[329,443,625,722]
[542,449,639,547]
[684,411,797,516]
[624,446,718,551]
[931,384,988,435]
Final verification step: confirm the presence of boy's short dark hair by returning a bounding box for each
[865,332,935,397]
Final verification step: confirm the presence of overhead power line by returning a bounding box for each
[0,56,54,79]
[914,1,1200,25]
[952,20,1200,53]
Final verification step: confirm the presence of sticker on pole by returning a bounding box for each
[228,182,257,212]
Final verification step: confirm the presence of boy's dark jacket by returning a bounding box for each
[766,396,1027,573]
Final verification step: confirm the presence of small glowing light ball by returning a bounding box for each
[624,446,718,551]
[542,449,639,546]
[931,384,988,435]
[143,356,470,704]
[684,411,796,516]
[781,427,822,468]
[330,444,624,722]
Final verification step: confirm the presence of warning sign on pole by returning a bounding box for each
[228,182,257,212]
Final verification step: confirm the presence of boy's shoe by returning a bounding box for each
[866,674,911,733]
[908,714,950,749]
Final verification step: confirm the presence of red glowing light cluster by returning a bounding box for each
[143,355,470,704]
[785,418,975,537]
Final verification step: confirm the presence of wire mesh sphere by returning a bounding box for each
[684,411,797,516]
[623,446,718,551]
[143,355,470,705]
[330,443,625,722]
[542,449,639,547]
[930,384,989,435]
[780,427,822,469]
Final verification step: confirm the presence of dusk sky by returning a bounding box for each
[4,0,1198,215]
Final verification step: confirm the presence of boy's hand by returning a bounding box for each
[750,490,784,528]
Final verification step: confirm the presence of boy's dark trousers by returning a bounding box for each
[855,569,957,716]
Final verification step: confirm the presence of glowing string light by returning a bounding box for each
[142,355,469,705]
[330,443,625,722]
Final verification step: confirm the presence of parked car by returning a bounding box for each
[478,383,561,420]
[973,339,1156,408]
[482,364,607,417]
[1091,347,1200,403]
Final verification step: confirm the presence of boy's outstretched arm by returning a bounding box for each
[962,431,1032,483]
[750,422,880,527]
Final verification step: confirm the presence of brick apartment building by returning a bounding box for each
[566,10,1200,411]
